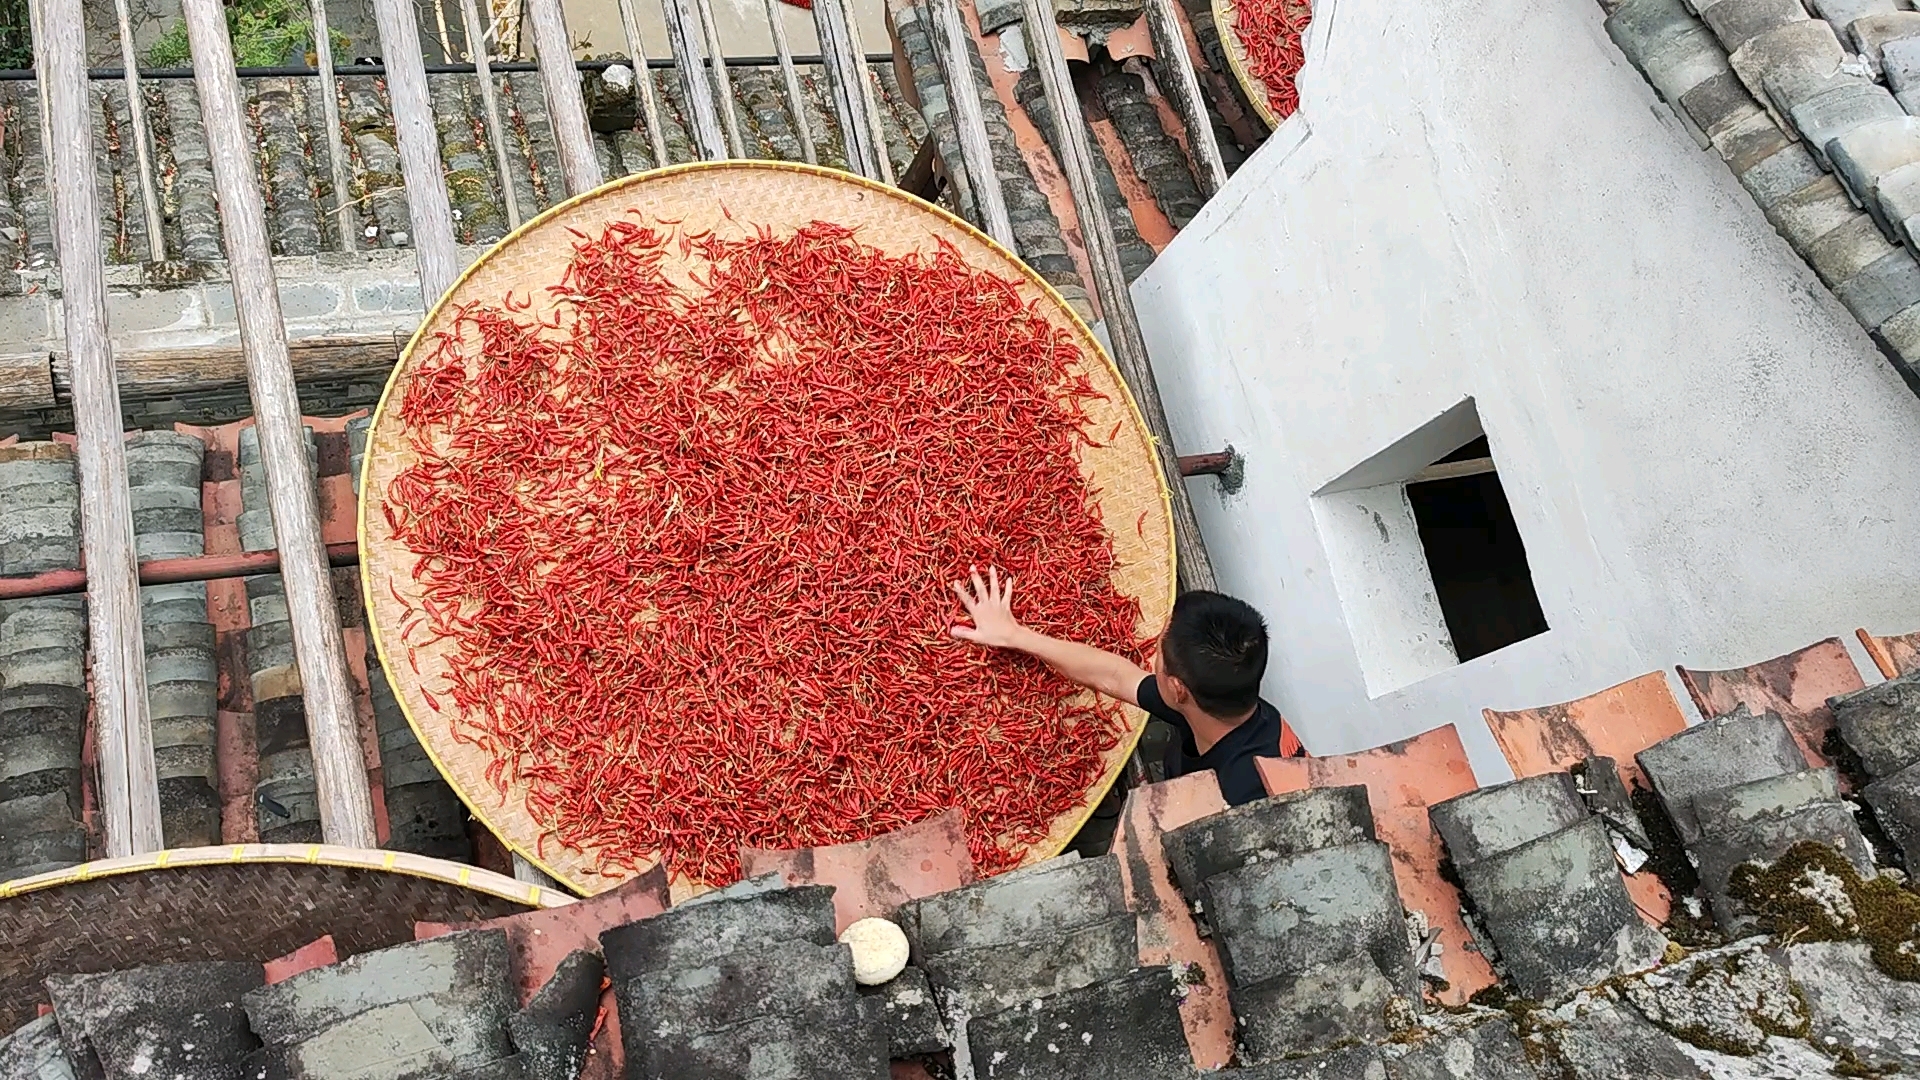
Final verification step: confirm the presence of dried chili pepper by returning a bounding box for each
[383,217,1146,884]
[1232,0,1312,121]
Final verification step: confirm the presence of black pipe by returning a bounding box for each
[0,53,895,82]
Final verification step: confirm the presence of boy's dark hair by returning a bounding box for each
[1161,590,1268,719]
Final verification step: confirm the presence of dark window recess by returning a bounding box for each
[1405,465,1549,662]
[1436,436,1490,464]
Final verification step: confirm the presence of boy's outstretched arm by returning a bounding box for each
[949,565,1150,706]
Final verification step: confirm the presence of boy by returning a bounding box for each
[950,567,1304,806]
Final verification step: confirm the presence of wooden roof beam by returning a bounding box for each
[178,0,378,849]
[368,0,461,300]
[32,0,164,858]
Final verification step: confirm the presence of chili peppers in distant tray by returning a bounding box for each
[384,216,1145,885]
[1232,0,1312,122]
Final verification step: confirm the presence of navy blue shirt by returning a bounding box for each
[1136,675,1303,805]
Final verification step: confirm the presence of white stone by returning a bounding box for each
[999,26,1031,72]
[839,917,910,986]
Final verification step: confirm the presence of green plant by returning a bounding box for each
[0,0,31,71]
[144,0,348,69]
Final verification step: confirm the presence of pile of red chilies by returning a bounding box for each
[385,216,1145,884]
[1236,0,1311,120]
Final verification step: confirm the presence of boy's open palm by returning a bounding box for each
[950,566,1022,647]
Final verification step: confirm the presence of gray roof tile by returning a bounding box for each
[242,928,514,1067]
[1163,784,1375,900]
[1428,773,1587,868]
[1637,704,1807,845]
[46,962,263,1080]
[1861,759,1920,868]
[966,966,1191,1079]
[1831,669,1920,777]
[1454,817,1668,1000]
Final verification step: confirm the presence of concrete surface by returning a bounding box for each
[1536,995,1709,1079]
[1390,1017,1545,1080]
[1636,705,1806,843]
[1226,1045,1389,1080]
[1126,0,1920,781]
[1776,939,1920,1071]
[1617,940,1807,1056]
[1427,772,1587,867]
[1161,784,1374,900]
[1455,818,1668,1000]
[1831,669,1920,777]
[965,967,1192,1079]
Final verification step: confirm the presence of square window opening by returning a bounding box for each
[1404,437,1550,663]
[1311,401,1550,697]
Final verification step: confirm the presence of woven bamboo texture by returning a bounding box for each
[359,162,1178,896]
[0,844,554,1030]
[1213,0,1285,129]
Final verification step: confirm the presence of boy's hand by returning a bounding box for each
[950,565,1025,648]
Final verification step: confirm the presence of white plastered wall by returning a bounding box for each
[1130,0,1920,781]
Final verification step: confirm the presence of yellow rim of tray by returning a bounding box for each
[0,842,570,907]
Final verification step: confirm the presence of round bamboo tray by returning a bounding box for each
[1212,0,1292,130]
[358,162,1178,897]
[0,844,562,1031]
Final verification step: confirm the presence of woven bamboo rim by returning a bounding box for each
[359,162,1179,897]
[1213,0,1284,130]
[0,843,568,906]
